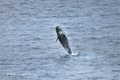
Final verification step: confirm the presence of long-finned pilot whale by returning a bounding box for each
[56,26,72,54]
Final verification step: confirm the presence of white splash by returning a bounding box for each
[71,52,80,56]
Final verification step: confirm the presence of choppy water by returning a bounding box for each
[0,0,120,80]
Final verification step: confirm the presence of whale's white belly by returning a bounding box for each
[59,31,63,35]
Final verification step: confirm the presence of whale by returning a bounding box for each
[56,26,72,54]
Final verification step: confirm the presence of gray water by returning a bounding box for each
[0,0,120,80]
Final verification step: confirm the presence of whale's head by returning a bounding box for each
[56,26,63,35]
[56,26,62,32]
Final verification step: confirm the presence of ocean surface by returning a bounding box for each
[0,0,120,80]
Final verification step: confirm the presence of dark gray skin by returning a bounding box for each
[56,26,72,54]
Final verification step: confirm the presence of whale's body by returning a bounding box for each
[56,26,72,54]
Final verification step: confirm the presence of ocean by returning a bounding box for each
[0,0,120,80]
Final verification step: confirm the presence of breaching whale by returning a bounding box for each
[56,26,72,54]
